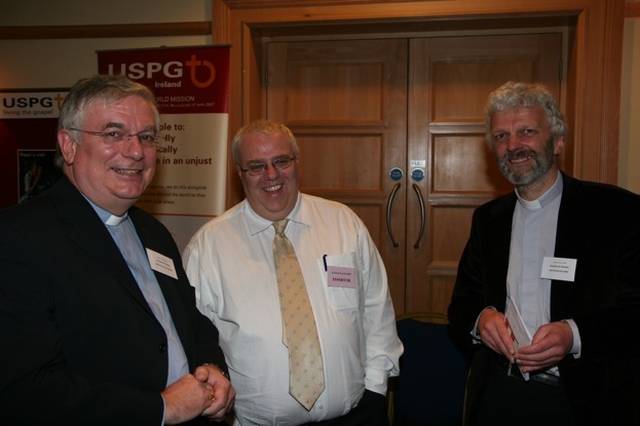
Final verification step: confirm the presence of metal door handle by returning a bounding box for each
[386,182,400,247]
[412,183,425,249]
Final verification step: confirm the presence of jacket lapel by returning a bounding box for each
[129,208,196,365]
[550,174,595,320]
[485,192,517,311]
[53,178,154,316]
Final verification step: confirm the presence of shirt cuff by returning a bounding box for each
[561,318,582,358]
[160,394,166,426]
[365,367,389,395]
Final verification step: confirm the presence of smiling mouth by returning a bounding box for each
[264,184,283,193]
[505,151,535,164]
[509,155,533,164]
[113,167,142,175]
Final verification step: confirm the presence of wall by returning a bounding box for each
[0,0,638,194]
[0,0,211,87]
[620,17,640,194]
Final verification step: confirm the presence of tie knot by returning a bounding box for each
[273,219,288,236]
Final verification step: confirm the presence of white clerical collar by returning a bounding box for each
[82,195,129,226]
[105,214,128,226]
[515,172,563,211]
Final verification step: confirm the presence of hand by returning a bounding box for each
[194,364,236,421]
[162,374,217,425]
[477,309,516,362]
[515,321,573,373]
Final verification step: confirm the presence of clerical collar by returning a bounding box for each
[515,172,563,211]
[83,196,129,226]
[105,214,128,226]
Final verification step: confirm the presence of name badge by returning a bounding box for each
[541,256,577,282]
[146,248,178,279]
[327,265,357,288]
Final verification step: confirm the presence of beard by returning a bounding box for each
[497,137,557,187]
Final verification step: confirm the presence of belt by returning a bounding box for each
[495,355,560,387]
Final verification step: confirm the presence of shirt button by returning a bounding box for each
[158,343,167,353]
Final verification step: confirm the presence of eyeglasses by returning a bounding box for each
[239,156,297,176]
[69,128,158,147]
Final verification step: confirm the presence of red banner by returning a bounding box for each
[97,45,229,115]
[0,89,67,209]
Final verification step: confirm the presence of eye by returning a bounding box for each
[247,163,267,173]
[138,133,157,144]
[493,132,508,143]
[104,130,124,142]
[273,157,292,168]
[518,128,537,138]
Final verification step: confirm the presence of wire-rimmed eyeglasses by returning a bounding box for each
[69,128,159,147]
[239,156,297,176]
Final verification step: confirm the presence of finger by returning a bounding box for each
[194,365,209,382]
[202,398,228,420]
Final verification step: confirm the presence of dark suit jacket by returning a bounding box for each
[448,173,640,425]
[0,176,227,425]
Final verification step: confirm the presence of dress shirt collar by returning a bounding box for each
[515,171,563,211]
[243,192,306,235]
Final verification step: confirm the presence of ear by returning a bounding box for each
[58,130,78,165]
[554,135,565,156]
[235,164,243,179]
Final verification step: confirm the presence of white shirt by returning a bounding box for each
[507,173,580,363]
[183,193,402,426]
[507,173,563,335]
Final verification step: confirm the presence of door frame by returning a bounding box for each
[211,0,624,209]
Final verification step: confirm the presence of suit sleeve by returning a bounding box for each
[448,208,499,346]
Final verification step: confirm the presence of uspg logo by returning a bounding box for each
[106,54,216,88]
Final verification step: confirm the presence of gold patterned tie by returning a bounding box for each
[273,219,325,410]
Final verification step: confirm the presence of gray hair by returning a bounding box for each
[58,74,160,141]
[231,119,299,165]
[485,81,566,147]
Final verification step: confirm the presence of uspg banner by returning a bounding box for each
[98,45,230,249]
[0,89,67,209]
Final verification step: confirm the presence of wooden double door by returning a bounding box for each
[266,33,562,315]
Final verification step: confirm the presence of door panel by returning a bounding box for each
[267,33,563,315]
[267,39,409,312]
[407,33,562,313]
[431,134,505,193]
[297,135,383,190]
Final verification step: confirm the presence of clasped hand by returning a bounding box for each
[162,365,236,424]
[478,309,573,373]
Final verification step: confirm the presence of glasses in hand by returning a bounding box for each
[240,156,297,176]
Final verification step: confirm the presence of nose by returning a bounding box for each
[264,162,280,179]
[505,133,522,152]
[121,135,146,160]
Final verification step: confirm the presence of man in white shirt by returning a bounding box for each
[183,120,403,426]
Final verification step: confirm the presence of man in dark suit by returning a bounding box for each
[0,74,235,425]
[448,81,640,425]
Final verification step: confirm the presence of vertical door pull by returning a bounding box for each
[412,183,425,249]
[386,182,401,247]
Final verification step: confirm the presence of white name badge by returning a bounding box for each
[146,248,178,279]
[327,265,357,288]
[541,256,577,282]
